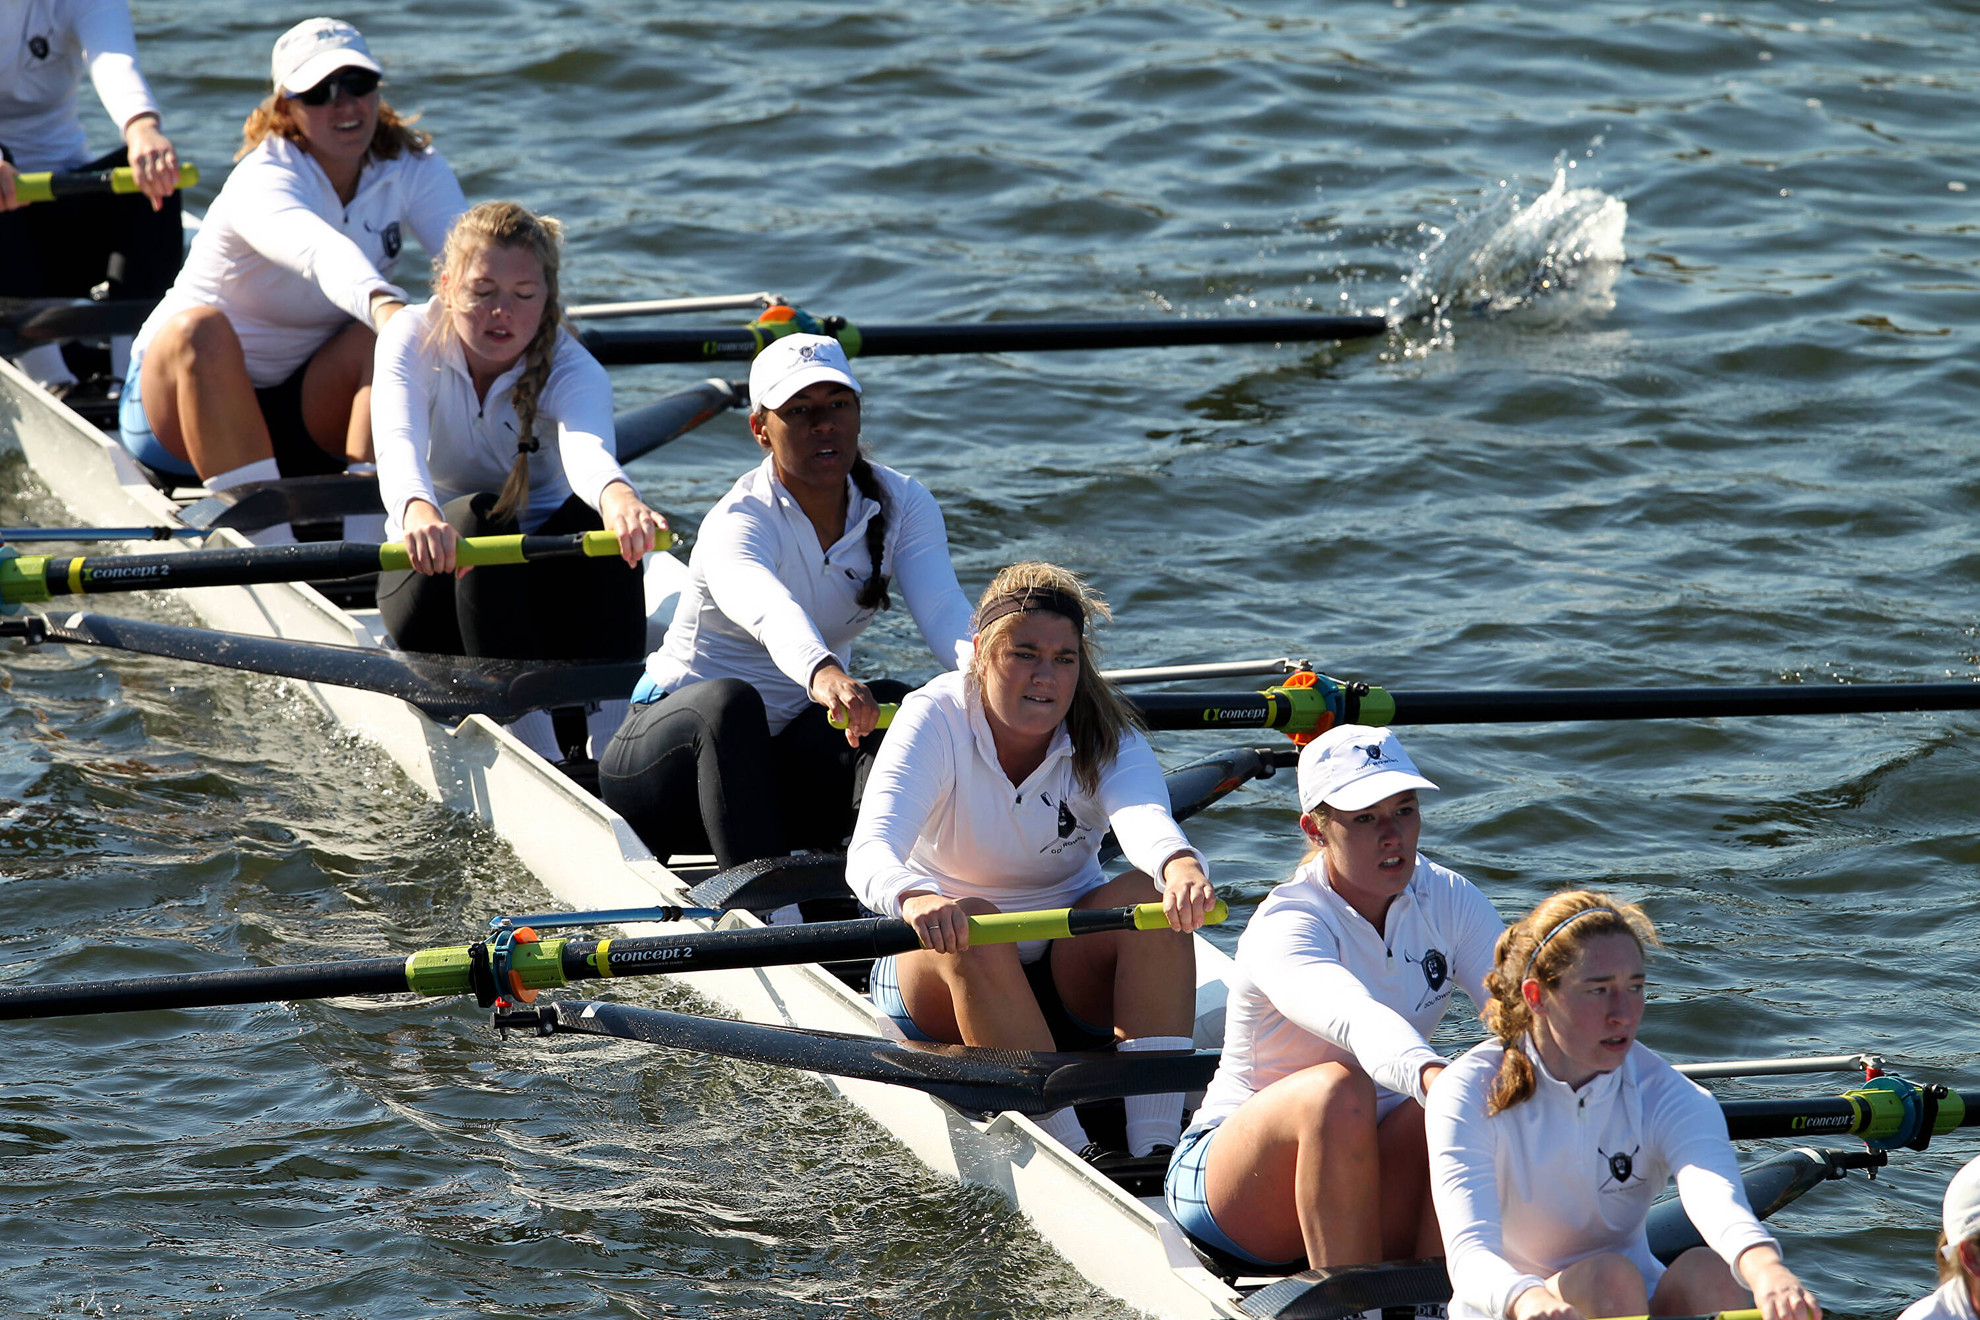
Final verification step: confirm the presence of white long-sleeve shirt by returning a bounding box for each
[847,669,1203,940]
[0,0,158,172]
[372,300,630,536]
[646,456,973,735]
[1428,1038,1779,1320]
[132,134,465,388]
[1190,855,1500,1131]
[1901,1280,1980,1320]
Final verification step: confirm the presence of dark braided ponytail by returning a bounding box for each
[429,200,565,525]
[850,451,891,612]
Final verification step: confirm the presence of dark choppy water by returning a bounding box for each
[4,0,1978,1315]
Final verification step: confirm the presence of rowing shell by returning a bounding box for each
[0,359,1855,1320]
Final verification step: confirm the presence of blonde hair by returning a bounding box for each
[1939,1230,1980,1289]
[1479,889,1659,1115]
[237,94,430,161]
[430,201,566,522]
[968,562,1142,796]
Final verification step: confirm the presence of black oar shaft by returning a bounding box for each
[557,920,921,980]
[1384,683,1980,724]
[35,542,386,597]
[578,315,1387,365]
[1720,1091,1979,1142]
[0,958,409,1021]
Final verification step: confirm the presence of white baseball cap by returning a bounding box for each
[749,334,861,411]
[1943,1154,1980,1257]
[1296,724,1438,814]
[271,18,382,96]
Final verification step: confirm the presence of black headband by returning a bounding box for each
[973,587,1085,635]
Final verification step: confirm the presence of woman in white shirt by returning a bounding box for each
[119,18,465,542]
[1899,1156,1980,1320]
[1427,890,1821,1320]
[1164,724,1501,1271]
[370,200,662,682]
[600,332,973,869]
[846,561,1218,1160]
[0,0,185,388]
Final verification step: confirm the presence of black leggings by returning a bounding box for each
[376,491,645,660]
[599,675,909,871]
[0,147,182,299]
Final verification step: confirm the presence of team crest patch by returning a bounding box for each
[380,221,402,259]
[1405,946,1452,1011]
[28,34,49,59]
[1599,1145,1639,1188]
[1356,742,1390,765]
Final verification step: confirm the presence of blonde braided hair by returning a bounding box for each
[431,201,566,523]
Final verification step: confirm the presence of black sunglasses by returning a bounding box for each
[291,67,381,106]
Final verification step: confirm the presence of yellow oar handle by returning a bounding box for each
[13,162,199,204]
[375,529,661,571]
[1588,1311,1761,1320]
[962,899,1229,946]
[829,702,899,731]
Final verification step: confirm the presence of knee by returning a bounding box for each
[1576,1252,1647,1302]
[157,306,241,368]
[1296,1063,1378,1129]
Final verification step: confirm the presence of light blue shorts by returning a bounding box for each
[1164,1122,1306,1271]
[116,351,197,478]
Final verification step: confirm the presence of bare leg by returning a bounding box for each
[1553,1253,1651,1320]
[138,305,273,479]
[298,319,378,463]
[1203,1061,1383,1267]
[894,897,1057,1051]
[1051,870,1195,1041]
[1373,1098,1436,1260]
[1652,1248,1751,1316]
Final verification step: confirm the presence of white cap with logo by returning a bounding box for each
[1296,724,1438,814]
[749,333,861,411]
[1944,1154,1980,1257]
[271,18,382,96]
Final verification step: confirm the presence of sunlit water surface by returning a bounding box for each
[2,1,1977,1316]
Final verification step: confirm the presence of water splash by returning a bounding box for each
[1393,167,1627,351]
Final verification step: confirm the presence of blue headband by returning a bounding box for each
[1522,908,1618,982]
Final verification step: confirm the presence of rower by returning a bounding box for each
[1427,891,1823,1320]
[119,17,466,542]
[0,0,186,391]
[371,200,665,759]
[1900,1156,1980,1320]
[1164,725,1500,1271]
[846,562,1217,1162]
[599,332,973,869]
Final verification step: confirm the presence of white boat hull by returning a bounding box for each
[0,356,1248,1320]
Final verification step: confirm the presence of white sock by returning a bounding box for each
[504,708,559,760]
[205,459,293,544]
[1120,1036,1193,1155]
[17,342,77,390]
[1034,1106,1091,1151]
[586,699,629,758]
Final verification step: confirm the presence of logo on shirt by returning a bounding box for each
[1599,1145,1639,1189]
[1034,792,1091,856]
[1403,946,1452,1011]
[367,219,402,259]
[28,34,49,59]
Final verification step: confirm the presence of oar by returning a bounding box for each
[0,611,644,723]
[500,998,1217,1114]
[0,899,1228,1022]
[578,313,1389,365]
[11,162,198,204]
[1099,657,1307,685]
[565,292,780,320]
[845,676,1980,734]
[0,529,657,606]
[1593,1312,1760,1320]
[0,296,157,347]
[3,525,204,544]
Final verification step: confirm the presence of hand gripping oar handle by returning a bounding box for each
[0,900,1226,1021]
[12,162,199,204]
[0,530,652,607]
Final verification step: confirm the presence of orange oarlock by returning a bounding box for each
[506,927,540,1004]
[1277,670,1336,747]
